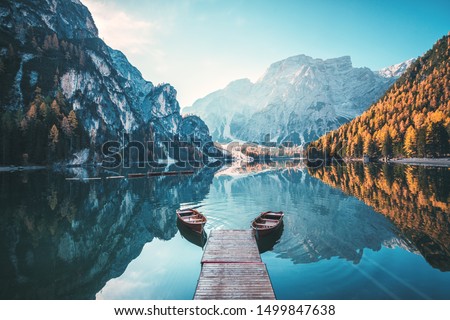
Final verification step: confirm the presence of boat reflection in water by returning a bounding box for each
[255,223,284,254]
[177,220,208,249]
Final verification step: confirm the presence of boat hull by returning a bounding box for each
[253,223,282,237]
[178,219,205,233]
[176,209,207,234]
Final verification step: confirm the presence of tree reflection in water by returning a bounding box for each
[0,166,217,299]
[308,163,450,271]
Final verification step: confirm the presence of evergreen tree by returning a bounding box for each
[417,128,426,157]
[436,123,449,156]
[381,132,393,158]
[15,108,24,127]
[426,122,438,156]
[0,58,4,74]
[354,135,363,157]
[56,90,66,108]
[364,135,378,157]
[1,112,13,164]
[33,118,46,163]
[426,121,449,156]
[368,140,378,157]
[53,74,59,88]
[8,43,15,58]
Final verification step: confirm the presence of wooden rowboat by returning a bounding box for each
[176,208,207,234]
[251,211,284,237]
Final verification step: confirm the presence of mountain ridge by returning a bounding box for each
[184,54,406,145]
[308,34,450,159]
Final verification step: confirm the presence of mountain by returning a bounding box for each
[377,58,415,78]
[0,0,213,165]
[184,54,401,145]
[308,34,450,159]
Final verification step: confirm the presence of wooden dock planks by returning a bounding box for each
[194,230,275,300]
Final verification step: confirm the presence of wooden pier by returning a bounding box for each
[194,230,275,300]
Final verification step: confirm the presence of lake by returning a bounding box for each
[0,162,449,299]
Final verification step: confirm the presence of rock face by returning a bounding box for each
[0,0,212,162]
[0,0,99,41]
[185,55,405,144]
[178,115,212,144]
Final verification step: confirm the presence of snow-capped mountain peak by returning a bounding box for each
[185,54,404,144]
[378,58,415,78]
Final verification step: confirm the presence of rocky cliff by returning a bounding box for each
[0,0,212,165]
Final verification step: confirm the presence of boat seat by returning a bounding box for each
[255,222,276,227]
[182,218,204,222]
[254,223,271,228]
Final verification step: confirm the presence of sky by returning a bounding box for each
[81,0,450,108]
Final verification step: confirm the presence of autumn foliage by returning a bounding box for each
[309,163,450,271]
[0,87,84,164]
[309,34,450,159]
[0,31,90,165]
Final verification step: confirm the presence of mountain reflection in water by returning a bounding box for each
[1,161,449,299]
[0,167,216,299]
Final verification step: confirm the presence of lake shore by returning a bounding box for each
[0,165,47,172]
[389,157,450,167]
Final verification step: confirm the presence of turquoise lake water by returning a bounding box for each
[1,162,449,299]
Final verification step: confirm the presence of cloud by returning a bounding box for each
[82,0,162,56]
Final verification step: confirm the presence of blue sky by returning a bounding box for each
[82,0,450,107]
